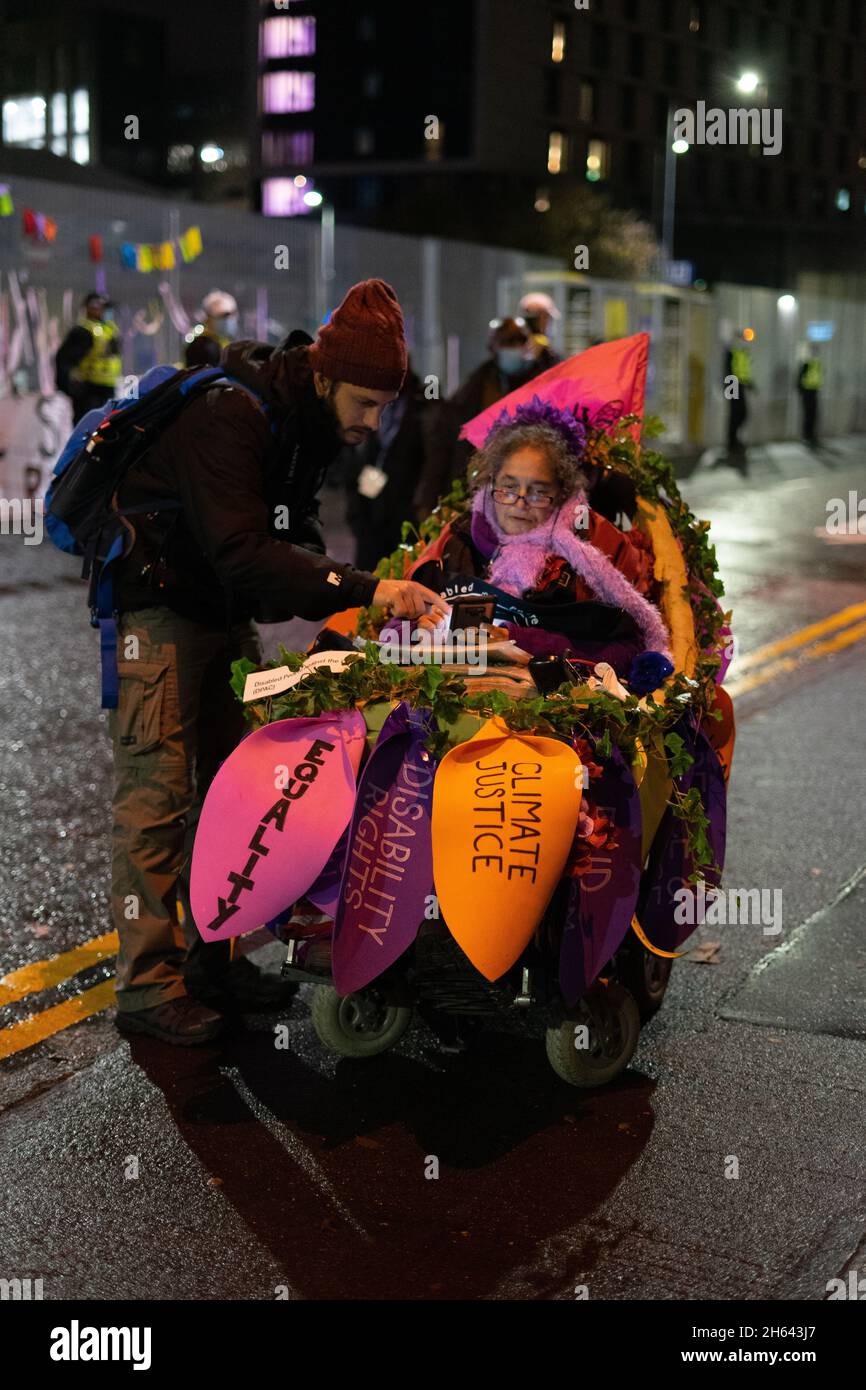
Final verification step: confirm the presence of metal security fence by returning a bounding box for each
[1,171,864,469]
[0,171,559,395]
[499,268,866,450]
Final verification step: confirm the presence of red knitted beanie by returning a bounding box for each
[308,278,407,391]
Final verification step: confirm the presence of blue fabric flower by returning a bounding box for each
[628,650,675,695]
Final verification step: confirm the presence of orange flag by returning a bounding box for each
[432,717,583,980]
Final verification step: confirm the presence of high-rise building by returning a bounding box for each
[0,0,254,202]
[254,0,866,286]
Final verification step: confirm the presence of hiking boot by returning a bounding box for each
[115,995,224,1046]
[187,955,299,1014]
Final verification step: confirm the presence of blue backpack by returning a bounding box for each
[45,364,272,708]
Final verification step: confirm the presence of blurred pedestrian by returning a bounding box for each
[414,316,544,517]
[54,292,122,423]
[183,289,238,367]
[343,363,433,571]
[797,344,822,446]
[518,290,561,370]
[108,279,447,1045]
[723,329,754,459]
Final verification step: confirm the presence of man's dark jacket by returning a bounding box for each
[114,341,378,627]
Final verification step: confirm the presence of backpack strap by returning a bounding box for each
[92,370,275,710]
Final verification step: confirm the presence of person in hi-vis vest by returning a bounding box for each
[723,329,754,457]
[54,292,122,423]
[797,346,823,446]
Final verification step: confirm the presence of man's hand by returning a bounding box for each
[373,579,449,622]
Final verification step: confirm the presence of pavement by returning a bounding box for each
[1,434,865,1301]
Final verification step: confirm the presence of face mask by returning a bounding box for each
[496,347,527,376]
[220,315,238,338]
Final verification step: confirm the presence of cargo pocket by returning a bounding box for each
[112,658,171,757]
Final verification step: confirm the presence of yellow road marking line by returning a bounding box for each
[727,619,866,698]
[731,600,866,675]
[0,980,116,1061]
[0,932,118,1007]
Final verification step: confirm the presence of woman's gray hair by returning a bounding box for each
[467,423,587,500]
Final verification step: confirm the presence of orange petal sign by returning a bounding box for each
[432,718,583,981]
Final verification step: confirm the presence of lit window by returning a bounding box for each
[363,70,382,98]
[552,21,566,62]
[262,177,315,217]
[71,134,90,165]
[548,130,566,174]
[2,95,47,148]
[260,16,316,59]
[72,88,89,134]
[355,128,375,155]
[424,121,444,162]
[836,187,851,210]
[262,71,315,114]
[50,92,67,155]
[261,129,314,166]
[586,139,610,181]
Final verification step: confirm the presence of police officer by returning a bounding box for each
[55,293,122,423]
[724,330,754,459]
[798,346,823,446]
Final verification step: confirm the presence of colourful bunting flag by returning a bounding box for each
[0,184,13,217]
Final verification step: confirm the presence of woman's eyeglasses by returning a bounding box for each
[491,485,557,508]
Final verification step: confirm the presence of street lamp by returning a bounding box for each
[736,71,761,95]
[661,106,690,265]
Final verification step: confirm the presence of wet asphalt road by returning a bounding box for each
[1,440,865,1301]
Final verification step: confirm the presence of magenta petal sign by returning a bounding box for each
[190,710,367,941]
[332,703,436,995]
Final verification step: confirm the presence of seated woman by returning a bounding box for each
[403,401,672,682]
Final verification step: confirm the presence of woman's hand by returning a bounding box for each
[373,579,449,623]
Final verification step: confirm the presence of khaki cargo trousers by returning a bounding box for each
[107,605,262,1013]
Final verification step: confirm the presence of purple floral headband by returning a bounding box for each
[483,396,588,457]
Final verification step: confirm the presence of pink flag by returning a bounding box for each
[460,332,650,449]
[190,711,367,941]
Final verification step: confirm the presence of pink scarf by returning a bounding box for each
[472,487,671,658]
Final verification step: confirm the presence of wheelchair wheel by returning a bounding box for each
[310,984,413,1058]
[617,930,673,1022]
[545,980,640,1087]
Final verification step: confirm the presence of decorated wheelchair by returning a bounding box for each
[189,334,735,1087]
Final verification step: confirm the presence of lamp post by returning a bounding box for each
[661,104,690,269]
[304,190,335,328]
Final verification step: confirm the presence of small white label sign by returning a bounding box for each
[243,651,361,702]
[243,666,293,702]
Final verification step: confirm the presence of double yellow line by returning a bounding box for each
[724,599,866,698]
[0,933,117,1061]
[2,601,866,1063]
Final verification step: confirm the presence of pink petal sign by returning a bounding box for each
[460,332,649,449]
[190,710,367,941]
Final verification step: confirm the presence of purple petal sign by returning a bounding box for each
[332,702,436,995]
[559,746,643,1004]
[636,723,727,953]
